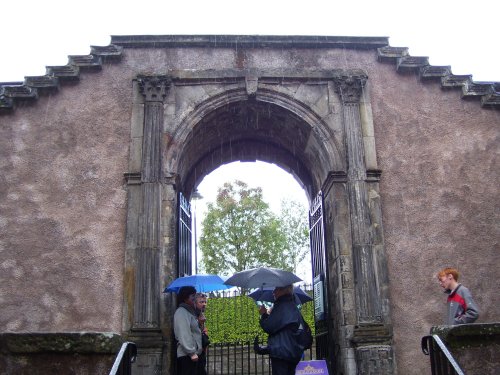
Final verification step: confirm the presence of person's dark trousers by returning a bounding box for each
[177,355,198,375]
[198,351,207,375]
[270,357,299,375]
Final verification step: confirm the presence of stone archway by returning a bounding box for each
[124,70,395,375]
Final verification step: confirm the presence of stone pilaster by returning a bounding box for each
[334,75,395,374]
[132,76,171,331]
[334,74,381,324]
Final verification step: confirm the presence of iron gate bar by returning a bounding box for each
[178,192,192,277]
[308,190,332,371]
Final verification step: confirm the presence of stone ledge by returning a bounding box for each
[430,323,500,349]
[0,332,124,354]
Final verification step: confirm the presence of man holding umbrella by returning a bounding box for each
[258,284,304,375]
[224,267,305,375]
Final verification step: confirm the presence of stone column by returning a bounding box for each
[334,75,395,374]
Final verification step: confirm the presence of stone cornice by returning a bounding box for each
[110,34,389,49]
[1,36,499,113]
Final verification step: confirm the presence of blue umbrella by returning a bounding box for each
[164,274,231,293]
[248,286,313,304]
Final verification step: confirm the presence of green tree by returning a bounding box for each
[277,198,310,274]
[199,180,288,275]
[199,180,309,277]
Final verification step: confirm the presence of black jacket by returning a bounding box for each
[259,294,303,362]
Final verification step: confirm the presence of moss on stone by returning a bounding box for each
[430,323,500,349]
[0,332,124,354]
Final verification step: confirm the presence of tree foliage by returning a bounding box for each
[277,198,310,274]
[199,180,309,277]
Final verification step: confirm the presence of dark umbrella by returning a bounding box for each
[248,286,313,304]
[224,267,302,288]
[164,274,231,293]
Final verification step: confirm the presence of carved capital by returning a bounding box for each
[138,75,172,102]
[333,75,367,104]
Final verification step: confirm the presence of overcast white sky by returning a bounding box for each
[193,162,312,280]
[1,0,498,82]
[3,0,497,280]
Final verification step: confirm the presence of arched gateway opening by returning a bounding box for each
[125,72,395,374]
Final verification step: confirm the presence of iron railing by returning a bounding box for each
[203,284,316,375]
[421,335,465,375]
[109,342,137,375]
[206,340,316,375]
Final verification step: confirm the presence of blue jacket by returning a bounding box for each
[259,294,303,362]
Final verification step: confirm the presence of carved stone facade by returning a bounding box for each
[119,65,397,373]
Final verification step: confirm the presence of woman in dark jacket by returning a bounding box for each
[259,285,303,375]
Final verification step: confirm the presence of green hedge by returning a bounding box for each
[204,294,315,344]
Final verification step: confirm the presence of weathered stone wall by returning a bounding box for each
[368,61,500,373]
[1,38,498,374]
[0,68,132,333]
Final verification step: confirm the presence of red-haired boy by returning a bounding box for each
[437,267,479,325]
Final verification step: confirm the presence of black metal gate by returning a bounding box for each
[178,192,192,277]
[309,191,333,368]
[178,191,320,374]
[174,192,194,375]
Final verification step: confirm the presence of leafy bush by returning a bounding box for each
[204,293,315,344]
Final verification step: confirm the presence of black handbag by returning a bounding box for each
[253,336,269,355]
[202,332,210,349]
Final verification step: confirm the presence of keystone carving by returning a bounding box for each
[245,76,258,97]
